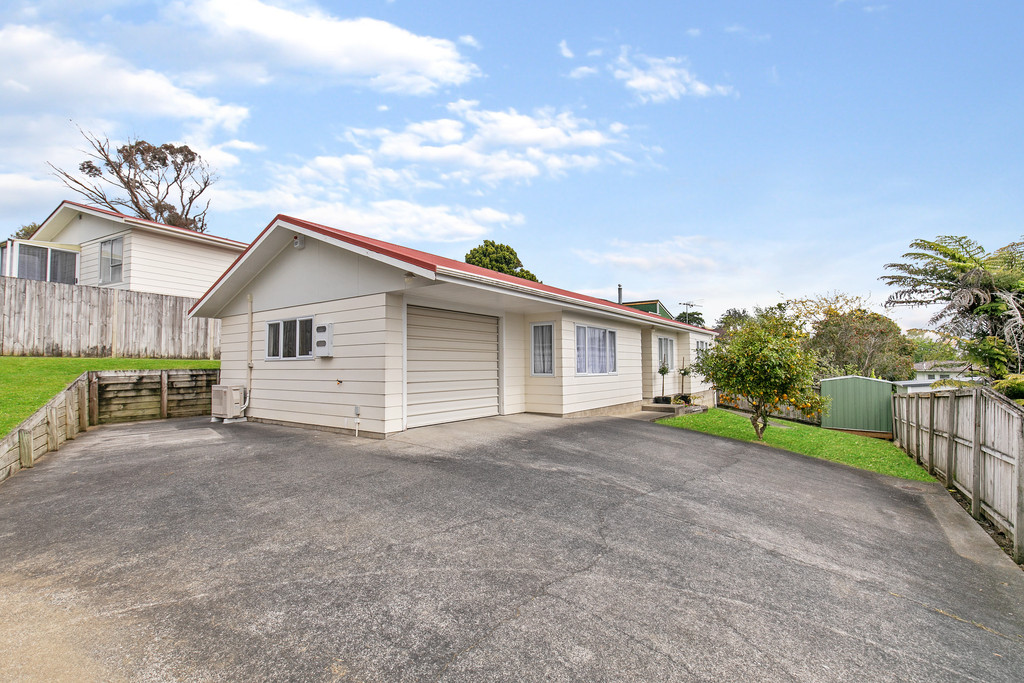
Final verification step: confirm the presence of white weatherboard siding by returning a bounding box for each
[219,293,403,436]
[502,313,527,415]
[523,313,563,415]
[684,332,715,396]
[77,230,131,289]
[561,314,642,414]
[406,306,499,428]
[128,230,240,298]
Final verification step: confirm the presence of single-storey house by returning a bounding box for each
[912,360,981,383]
[1,201,246,298]
[190,214,717,437]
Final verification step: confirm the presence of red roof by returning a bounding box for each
[193,213,714,333]
[36,200,247,248]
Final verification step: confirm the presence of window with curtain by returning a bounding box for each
[658,337,674,370]
[18,244,47,281]
[49,249,77,284]
[531,323,554,375]
[575,325,617,374]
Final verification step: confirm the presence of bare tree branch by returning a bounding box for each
[48,127,217,232]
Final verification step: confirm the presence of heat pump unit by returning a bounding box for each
[314,322,333,357]
[212,385,245,419]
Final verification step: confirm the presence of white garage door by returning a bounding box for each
[406,306,499,428]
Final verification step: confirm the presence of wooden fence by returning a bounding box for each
[893,388,1024,563]
[0,276,219,358]
[0,369,219,485]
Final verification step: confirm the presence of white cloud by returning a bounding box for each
[458,35,481,49]
[0,24,248,133]
[559,39,574,58]
[215,184,518,242]
[612,47,733,103]
[574,236,719,271]
[345,100,628,186]
[687,28,701,37]
[185,0,479,94]
[569,66,599,79]
[724,24,771,42]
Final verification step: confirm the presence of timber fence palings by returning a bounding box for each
[0,276,220,359]
[892,388,1024,564]
[0,368,220,485]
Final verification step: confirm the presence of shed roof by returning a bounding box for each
[190,214,717,335]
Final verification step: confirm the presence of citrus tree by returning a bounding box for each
[693,309,828,440]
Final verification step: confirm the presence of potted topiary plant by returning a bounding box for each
[654,362,671,403]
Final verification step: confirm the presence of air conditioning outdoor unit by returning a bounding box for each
[211,385,245,421]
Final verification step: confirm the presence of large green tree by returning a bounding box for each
[49,129,217,232]
[10,223,39,240]
[808,309,915,381]
[465,240,539,282]
[675,310,706,327]
[881,236,1024,377]
[905,329,960,363]
[693,309,827,440]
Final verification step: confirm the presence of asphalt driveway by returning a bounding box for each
[1,414,1023,682]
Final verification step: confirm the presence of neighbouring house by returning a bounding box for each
[1,201,246,298]
[190,214,717,437]
[891,360,984,393]
[912,360,980,382]
[622,299,674,319]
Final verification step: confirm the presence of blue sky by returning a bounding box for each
[2,1,1021,329]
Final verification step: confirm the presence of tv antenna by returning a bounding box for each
[677,300,704,324]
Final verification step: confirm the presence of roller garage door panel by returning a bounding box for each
[406,307,499,428]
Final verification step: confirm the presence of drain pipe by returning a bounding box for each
[241,293,253,414]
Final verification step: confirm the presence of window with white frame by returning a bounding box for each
[99,237,123,284]
[695,339,711,353]
[531,322,554,376]
[266,317,314,359]
[2,241,78,284]
[658,337,674,370]
[575,325,617,375]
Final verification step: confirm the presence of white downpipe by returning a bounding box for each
[242,293,253,414]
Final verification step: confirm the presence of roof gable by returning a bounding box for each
[30,201,246,251]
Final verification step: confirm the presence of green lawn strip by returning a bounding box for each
[658,408,933,482]
[0,357,220,436]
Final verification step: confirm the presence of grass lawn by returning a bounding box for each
[0,357,220,436]
[658,408,933,482]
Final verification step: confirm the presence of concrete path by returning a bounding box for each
[1,415,1022,682]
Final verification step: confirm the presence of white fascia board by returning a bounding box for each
[434,267,716,334]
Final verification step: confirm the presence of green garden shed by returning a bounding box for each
[820,376,895,439]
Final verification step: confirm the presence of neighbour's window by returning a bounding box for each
[928,374,935,380]
[18,244,47,281]
[531,323,554,376]
[99,237,123,284]
[266,317,314,359]
[658,337,674,370]
[49,249,77,284]
[575,325,616,375]
[0,243,7,276]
